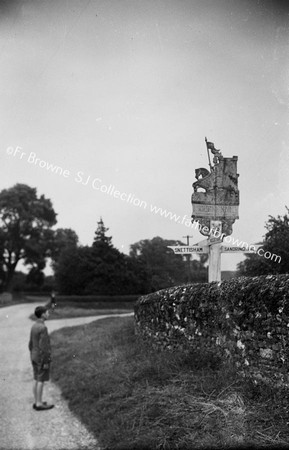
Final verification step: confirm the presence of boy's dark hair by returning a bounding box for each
[34,306,48,318]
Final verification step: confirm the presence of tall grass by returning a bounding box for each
[50,317,289,449]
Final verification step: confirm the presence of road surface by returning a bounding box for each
[0,302,133,450]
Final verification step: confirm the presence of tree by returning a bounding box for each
[55,218,151,295]
[26,266,45,287]
[92,217,112,250]
[49,228,79,271]
[237,208,289,276]
[86,218,137,294]
[81,217,119,293]
[119,254,151,294]
[0,184,57,291]
[129,236,207,291]
[54,246,93,295]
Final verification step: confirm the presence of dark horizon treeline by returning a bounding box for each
[11,219,208,295]
[0,183,207,295]
[1,184,288,296]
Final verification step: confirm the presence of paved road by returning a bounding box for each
[0,303,133,450]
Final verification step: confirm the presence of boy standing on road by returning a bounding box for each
[28,306,54,411]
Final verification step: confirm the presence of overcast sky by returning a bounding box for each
[1,0,289,272]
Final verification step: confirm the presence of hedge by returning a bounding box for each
[134,274,289,386]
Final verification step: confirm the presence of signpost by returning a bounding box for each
[169,139,260,282]
[190,138,241,282]
[168,242,263,281]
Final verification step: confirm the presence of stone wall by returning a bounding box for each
[134,274,289,386]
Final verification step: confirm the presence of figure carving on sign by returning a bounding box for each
[191,138,239,237]
[193,167,211,192]
[195,167,210,179]
[205,138,223,165]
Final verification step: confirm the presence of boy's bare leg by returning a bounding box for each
[33,381,37,403]
[36,381,44,406]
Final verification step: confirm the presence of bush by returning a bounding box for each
[135,274,289,386]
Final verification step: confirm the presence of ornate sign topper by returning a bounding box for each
[191,138,240,237]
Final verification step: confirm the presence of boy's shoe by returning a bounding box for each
[34,404,54,411]
[32,402,47,409]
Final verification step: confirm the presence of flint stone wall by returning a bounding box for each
[134,274,289,386]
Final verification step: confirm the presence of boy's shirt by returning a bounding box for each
[28,319,51,365]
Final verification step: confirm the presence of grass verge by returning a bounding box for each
[50,316,289,449]
[29,302,133,320]
[1,295,134,321]
[0,293,43,308]
[46,306,133,320]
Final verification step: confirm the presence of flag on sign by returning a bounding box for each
[205,137,220,155]
[206,141,216,151]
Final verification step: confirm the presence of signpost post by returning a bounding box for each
[207,220,222,282]
[169,139,260,282]
[208,242,222,282]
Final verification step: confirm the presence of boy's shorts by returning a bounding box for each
[32,361,50,382]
